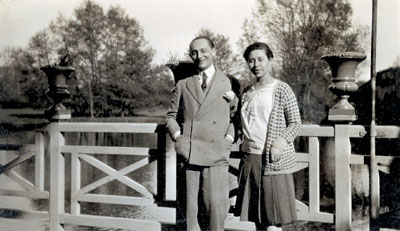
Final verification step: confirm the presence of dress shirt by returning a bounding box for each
[197,64,215,87]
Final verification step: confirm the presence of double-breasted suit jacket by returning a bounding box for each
[166,69,239,166]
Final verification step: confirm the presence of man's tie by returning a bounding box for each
[201,72,207,91]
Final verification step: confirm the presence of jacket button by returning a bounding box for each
[213,121,216,124]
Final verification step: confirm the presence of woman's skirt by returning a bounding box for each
[234,153,297,226]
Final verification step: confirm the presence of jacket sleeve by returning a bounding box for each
[225,75,242,142]
[280,84,302,144]
[166,82,182,139]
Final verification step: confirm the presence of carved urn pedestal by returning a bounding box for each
[322,52,366,122]
[40,65,75,121]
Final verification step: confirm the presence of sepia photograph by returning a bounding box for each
[0,0,399,230]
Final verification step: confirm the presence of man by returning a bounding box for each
[166,36,239,231]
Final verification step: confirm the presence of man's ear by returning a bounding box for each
[212,48,216,57]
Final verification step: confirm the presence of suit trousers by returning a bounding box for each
[185,164,230,231]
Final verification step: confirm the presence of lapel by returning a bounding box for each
[186,75,205,105]
[195,69,226,117]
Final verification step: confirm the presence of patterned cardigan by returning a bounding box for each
[242,80,302,175]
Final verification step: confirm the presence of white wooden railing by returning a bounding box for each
[0,122,399,230]
[0,131,47,201]
[52,122,173,231]
[294,125,336,224]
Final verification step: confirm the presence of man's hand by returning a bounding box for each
[223,91,235,102]
[172,131,181,141]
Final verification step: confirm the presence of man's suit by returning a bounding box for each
[166,68,239,230]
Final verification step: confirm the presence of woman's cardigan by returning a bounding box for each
[242,80,302,175]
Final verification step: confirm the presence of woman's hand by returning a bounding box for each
[270,137,287,162]
[270,145,282,162]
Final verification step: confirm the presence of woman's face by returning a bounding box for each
[247,49,271,79]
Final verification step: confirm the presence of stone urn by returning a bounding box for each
[322,52,366,122]
[166,61,197,84]
[40,65,75,120]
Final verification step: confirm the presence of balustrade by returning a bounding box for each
[0,122,399,230]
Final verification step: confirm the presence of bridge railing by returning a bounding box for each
[0,122,172,231]
[0,122,399,230]
[51,122,172,231]
[294,125,336,224]
[0,129,47,204]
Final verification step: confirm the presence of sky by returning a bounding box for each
[0,0,399,73]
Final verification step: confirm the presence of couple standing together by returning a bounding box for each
[166,36,302,231]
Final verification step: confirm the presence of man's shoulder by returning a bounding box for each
[214,69,238,82]
[225,73,240,83]
[175,75,195,86]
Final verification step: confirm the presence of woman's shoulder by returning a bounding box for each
[276,79,289,88]
[276,80,294,92]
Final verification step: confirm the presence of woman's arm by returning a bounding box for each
[281,84,302,143]
[271,84,301,153]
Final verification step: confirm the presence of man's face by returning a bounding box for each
[189,38,215,71]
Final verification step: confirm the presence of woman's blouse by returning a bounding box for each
[240,79,302,175]
[241,79,277,154]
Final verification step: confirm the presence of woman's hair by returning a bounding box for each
[243,42,274,61]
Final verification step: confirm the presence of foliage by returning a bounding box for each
[0,0,173,117]
[236,18,263,89]
[0,0,370,122]
[28,30,58,67]
[0,47,50,108]
[244,0,370,123]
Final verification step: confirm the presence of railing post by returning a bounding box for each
[334,125,352,230]
[309,137,320,214]
[49,122,65,231]
[34,131,45,191]
[164,134,176,201]
[71,151,81,215]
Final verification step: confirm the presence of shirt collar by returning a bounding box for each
[202,64,216,79]
[197,64,215,86]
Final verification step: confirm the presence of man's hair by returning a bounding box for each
[190,36,215,49]
[243,42,274,61]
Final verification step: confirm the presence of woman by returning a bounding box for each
[234,42,301,231]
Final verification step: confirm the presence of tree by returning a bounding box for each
[102,6,154,84]
[28,30,58,68]
[0,48,24,105]
[0,46,49,108]
[48,0,155,117]
[1,0,171,117]
[248,0,369,123]
[165,51,181,64]
[68,0,104,117]
[236,18,263,89]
